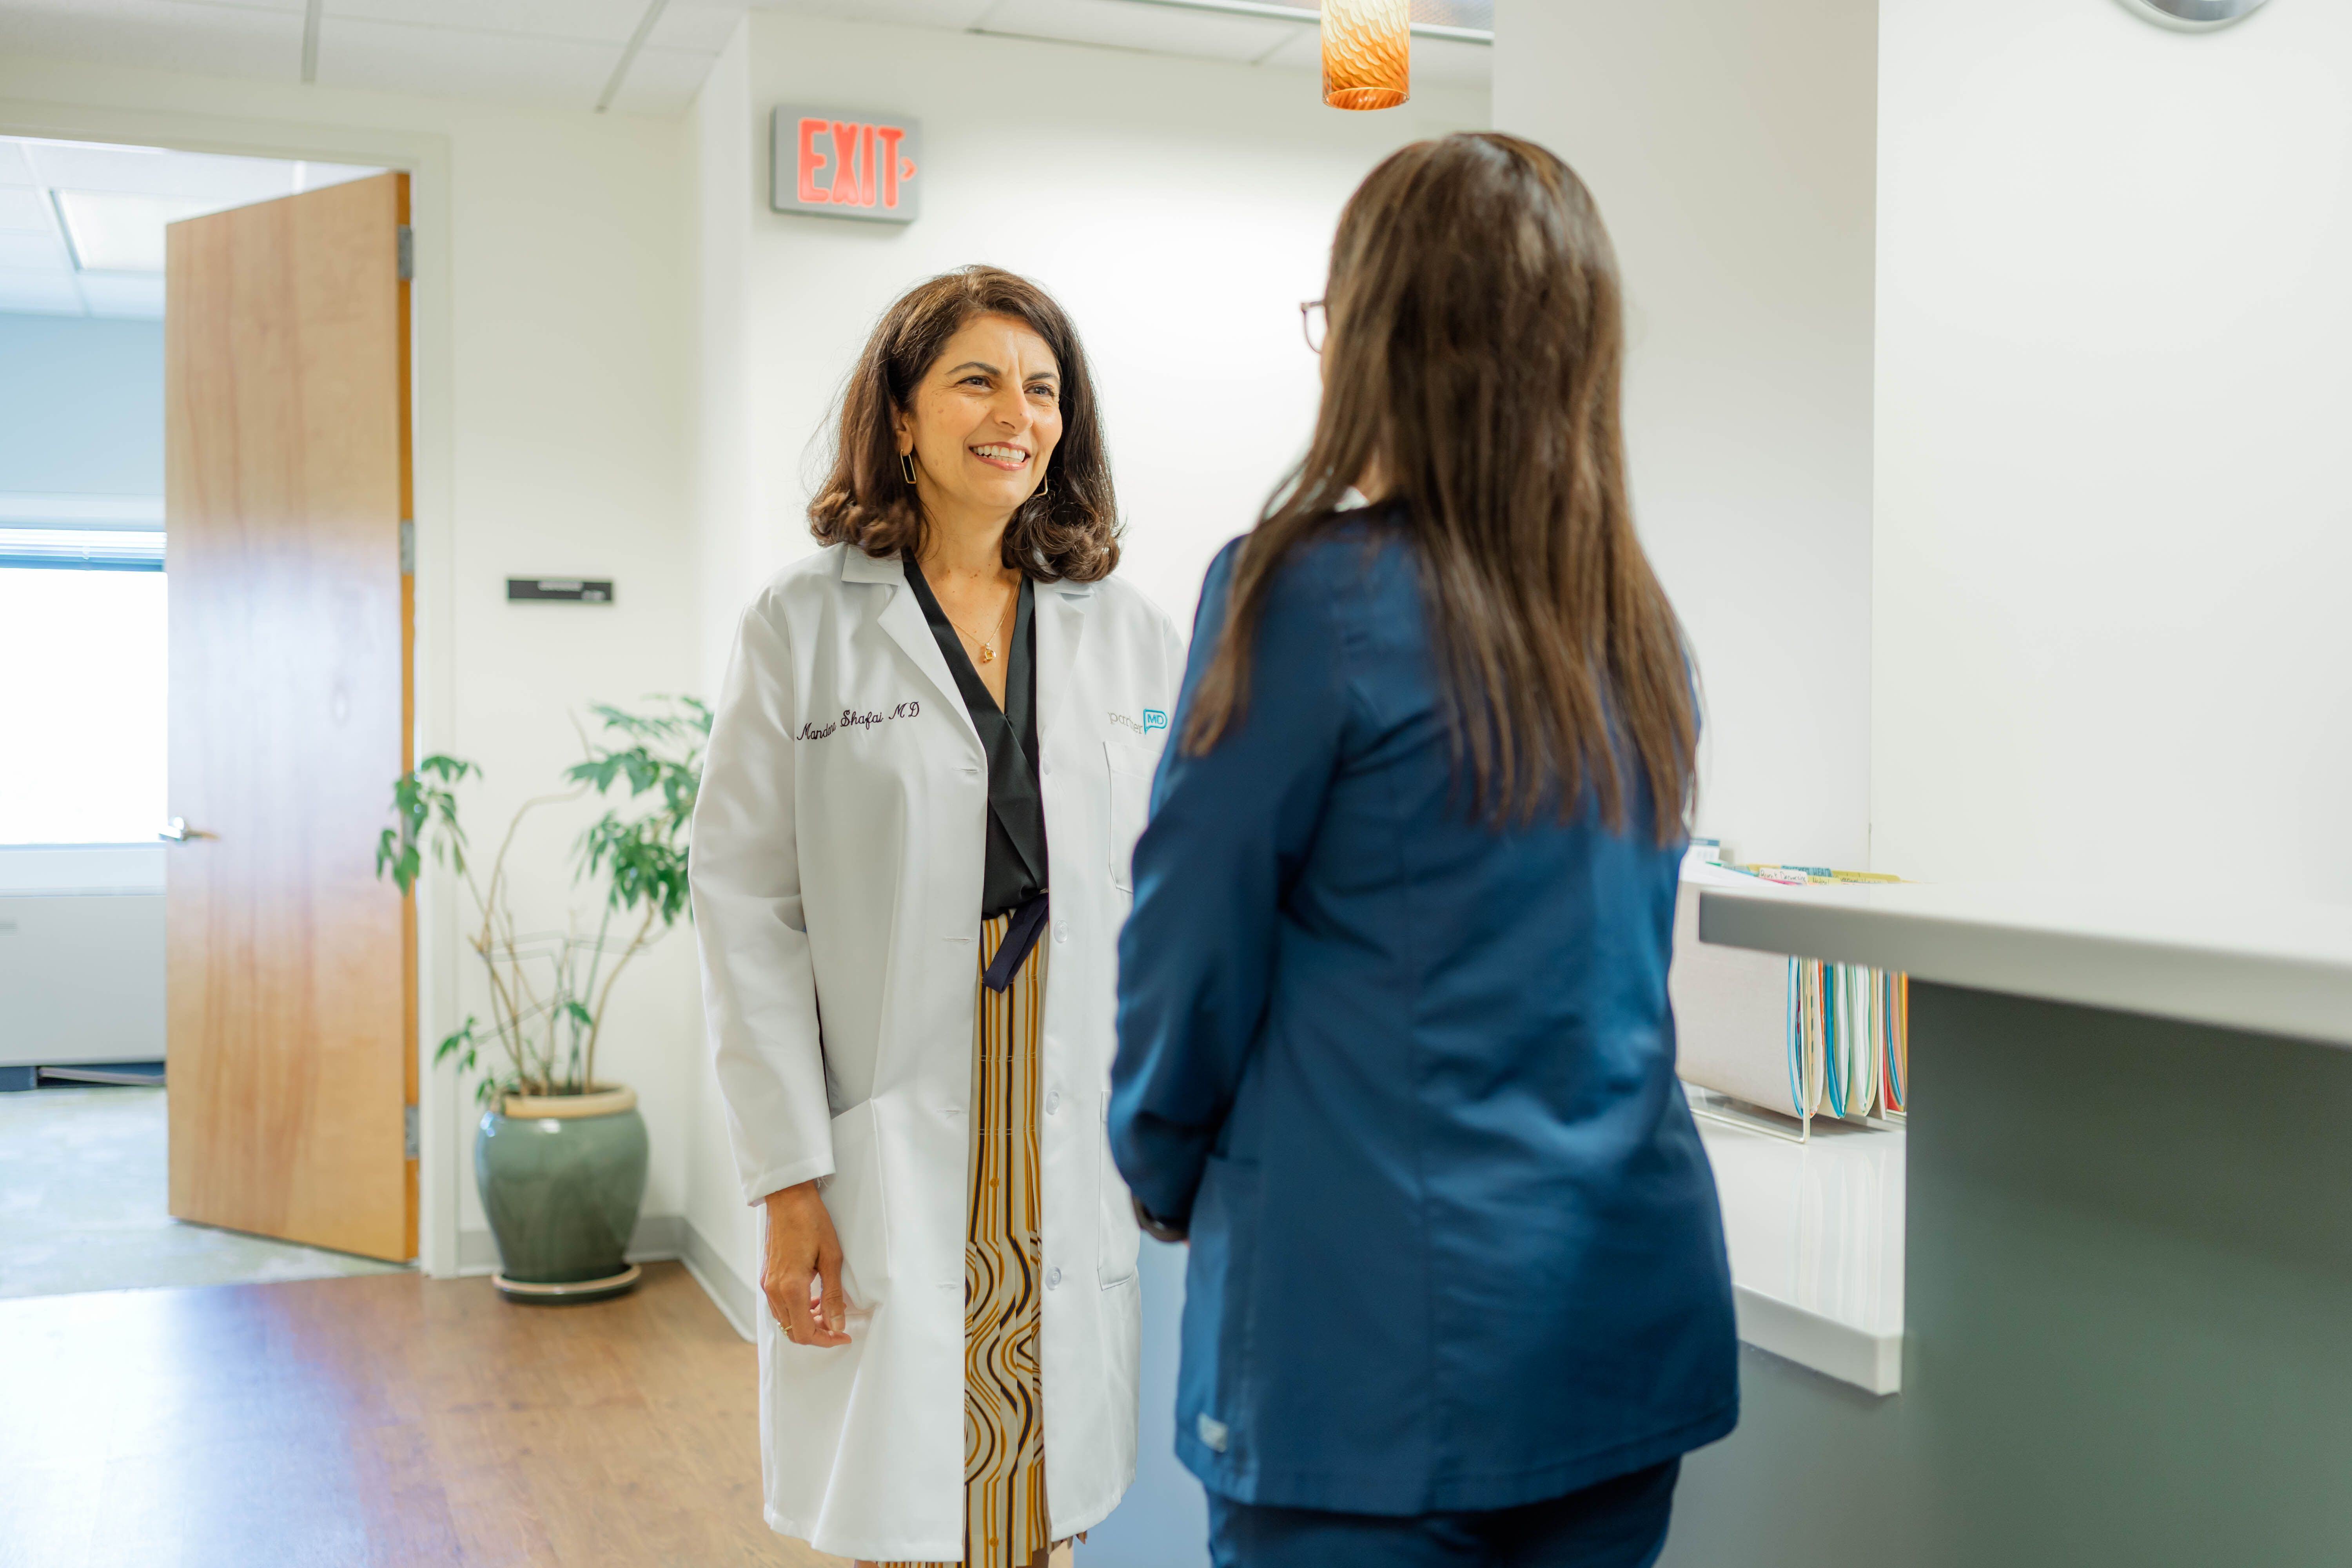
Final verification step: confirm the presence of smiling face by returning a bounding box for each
[893,312,1063,529]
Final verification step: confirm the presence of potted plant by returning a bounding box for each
[377,697,707,1302]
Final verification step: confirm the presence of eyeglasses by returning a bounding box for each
[1299,298,1327,354]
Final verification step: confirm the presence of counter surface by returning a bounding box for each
[1697,1113,1904,1395]
[1699,881,2352,1049]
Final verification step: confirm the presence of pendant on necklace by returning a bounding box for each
[978,643,996,663]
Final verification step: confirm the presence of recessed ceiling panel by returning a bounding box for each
[24,143,292,205]
[55,191,220,272]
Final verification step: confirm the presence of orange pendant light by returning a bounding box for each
[1323,0,1410,111]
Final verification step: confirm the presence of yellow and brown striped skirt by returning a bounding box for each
[882,911,1059,1568]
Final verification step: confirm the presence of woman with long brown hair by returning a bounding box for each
[694,266,1184,1566]
[1109,135,1738,1565]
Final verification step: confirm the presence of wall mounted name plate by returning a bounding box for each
[771,107,921,224]
[2119,0,2273,28]
[507,578,613,603]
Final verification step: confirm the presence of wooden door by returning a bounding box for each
[163,172,415,1261]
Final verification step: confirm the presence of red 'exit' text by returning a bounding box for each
[797,119,916,211]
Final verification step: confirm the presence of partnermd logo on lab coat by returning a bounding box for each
[1109,710,1168,736]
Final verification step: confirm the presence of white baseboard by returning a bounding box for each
[454,1212,688,1278]
[681,1218,757,1342]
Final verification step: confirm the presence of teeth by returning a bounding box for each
[972,445,1027,463]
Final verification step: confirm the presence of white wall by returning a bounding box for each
[1492,0,1879,871]
[1874,0,2352,898]
[684,11,1489,1285]
[0,55,697,1274]
[0,313,163,497]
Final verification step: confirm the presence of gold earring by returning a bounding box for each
[900,452,917,486]
[1035,470,1051,501]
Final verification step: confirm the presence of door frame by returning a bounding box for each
[0,96,467,1277]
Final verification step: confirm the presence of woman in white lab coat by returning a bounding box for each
[692,265,1184,1568]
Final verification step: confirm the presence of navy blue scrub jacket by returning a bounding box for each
[1109,518,1739,1517]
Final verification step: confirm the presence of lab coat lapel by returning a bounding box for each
[841,548,981,753]
[1034,577,1093,753]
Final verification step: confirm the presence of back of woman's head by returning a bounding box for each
[1189,131,1695,840]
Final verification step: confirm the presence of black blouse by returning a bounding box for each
[902,558,1048,920]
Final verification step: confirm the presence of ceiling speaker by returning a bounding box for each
[2119,0,2274,28]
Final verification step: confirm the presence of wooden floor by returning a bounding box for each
[0,1262,845,1568]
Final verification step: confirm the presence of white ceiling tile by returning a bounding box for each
[0,188,51,232]
[24,144,296,206]
[0,269,85,315]
[608,46,725,116]
[325,0,658,45]
[976,0,1296,62]
[0,143,36,187]
[75,272,168,319]
[291,160,390,192]
[751,0,997,28]
[0,1,303,83]
[648,0,746,54]
[0,231,69,270]
[56,191,226,271]
[312,14,618,107]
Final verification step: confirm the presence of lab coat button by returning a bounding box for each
[1052,920,1068,944]
[1046,1091,1061,1114]
[1047,1267,1063,1290]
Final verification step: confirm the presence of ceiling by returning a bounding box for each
[0,136,381,318]
[0,1,1492,119]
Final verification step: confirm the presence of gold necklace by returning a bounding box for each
[942,580,1016,664]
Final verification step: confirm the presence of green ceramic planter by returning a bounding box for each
[476,1085,649,1303]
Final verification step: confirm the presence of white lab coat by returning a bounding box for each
[692,542,1186,1562]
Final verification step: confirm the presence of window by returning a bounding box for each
[0,540,167,846]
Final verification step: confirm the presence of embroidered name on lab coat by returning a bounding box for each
[796,700,921,741]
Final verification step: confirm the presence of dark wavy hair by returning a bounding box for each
[1185,134,1695,841]
[808,265,1120,582]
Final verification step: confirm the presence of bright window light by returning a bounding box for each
[53,190,220,274]
[0,566,168,844]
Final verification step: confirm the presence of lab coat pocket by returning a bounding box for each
[820,1099,891,1318]
[1098,1096,1140,1287]
[1104,737,1158,894]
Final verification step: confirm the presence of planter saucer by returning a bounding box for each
[493,1262,642,1304]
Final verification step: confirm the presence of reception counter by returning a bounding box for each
[1663,881,2352,1568]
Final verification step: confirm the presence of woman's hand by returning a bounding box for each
[762,1180,852,1348]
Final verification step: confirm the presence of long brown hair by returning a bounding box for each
[1186,132,1695,840]
[809,265,1120,581]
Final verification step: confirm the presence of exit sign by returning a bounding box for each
[771,107,922,224]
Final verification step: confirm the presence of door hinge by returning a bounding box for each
[396,224,414,282]
[399,518,415,575]
[404,1103,420,1161]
